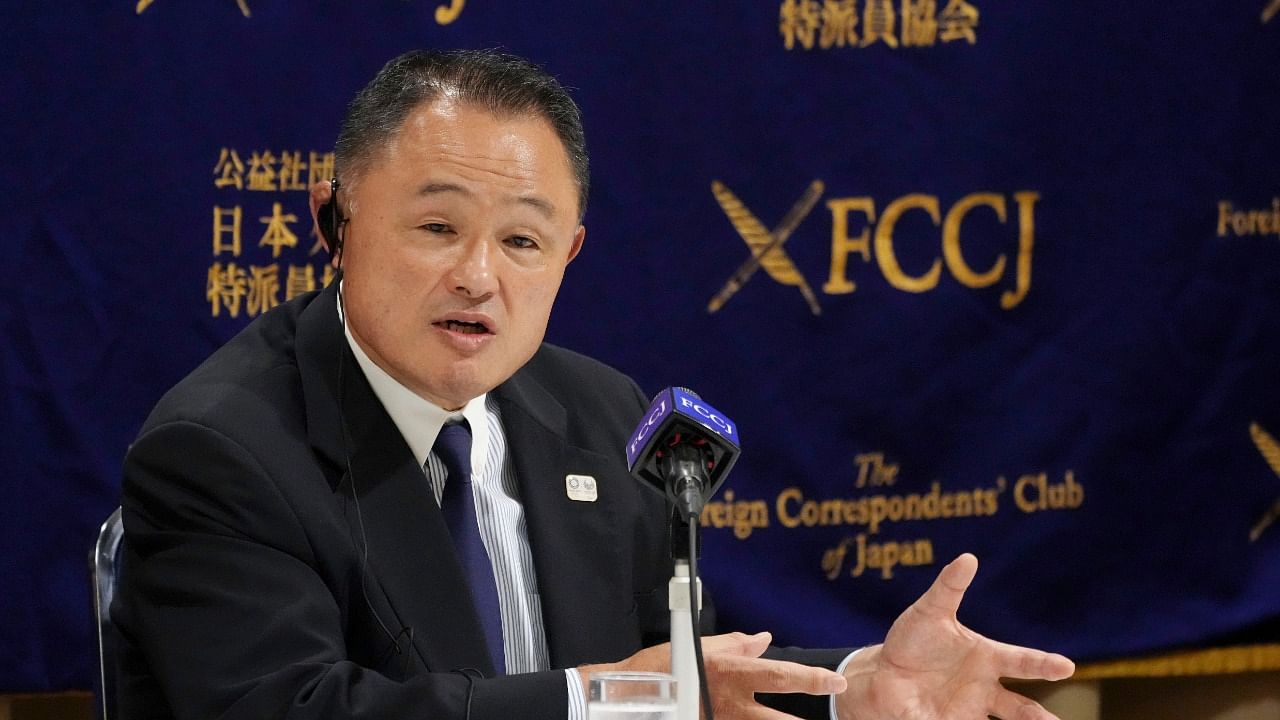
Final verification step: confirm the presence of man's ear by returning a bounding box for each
[566,224,586,265]
[309,180,341,268]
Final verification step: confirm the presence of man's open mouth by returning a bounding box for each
[437,319,490,335]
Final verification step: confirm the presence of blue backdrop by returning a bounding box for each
[4,1,1279,692]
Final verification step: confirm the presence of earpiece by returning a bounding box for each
[318,177,346,263]
[326,176,404,660]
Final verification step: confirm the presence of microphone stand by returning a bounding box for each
[669,513,701,720]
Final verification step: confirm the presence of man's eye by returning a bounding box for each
[508,235,538,249]
[422,223,451,233]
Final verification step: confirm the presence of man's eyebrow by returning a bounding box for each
[515,194,556,219]
[417,182,556,219]
[418,182,470,198]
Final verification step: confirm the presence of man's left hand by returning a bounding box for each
[836,554,1075,720]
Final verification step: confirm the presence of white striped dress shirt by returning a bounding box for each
[422,396,549,675]
[342,311,587,719]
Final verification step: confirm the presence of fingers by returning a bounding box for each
[600,633,777,676]
[701,631,772,658]
[584,642,671,675]
[711,700,810,720]
[716,702,810,720]
[708,652,848,696]
[991,640,1075,681]
[990,687,1060,720]
[692,633,845,719]
[918,553,978,617]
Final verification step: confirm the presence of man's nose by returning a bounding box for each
[447,237,497,299]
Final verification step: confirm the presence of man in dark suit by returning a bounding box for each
[116,49,1073,720]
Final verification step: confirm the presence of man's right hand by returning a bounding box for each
[577,632,847,719]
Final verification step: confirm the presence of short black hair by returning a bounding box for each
[335,48,589,218]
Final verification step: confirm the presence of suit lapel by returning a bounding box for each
[295,285,495,676]
[495,365,639,667]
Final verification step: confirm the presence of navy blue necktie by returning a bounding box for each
[434,420,506,674]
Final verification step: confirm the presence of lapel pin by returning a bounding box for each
[565,474,598,502]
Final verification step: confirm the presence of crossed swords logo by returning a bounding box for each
[1249,423,1280,542]
[707,180,825,316]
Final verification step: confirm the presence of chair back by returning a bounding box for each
[90,507,124,720]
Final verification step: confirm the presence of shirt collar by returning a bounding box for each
[338,283,490,472]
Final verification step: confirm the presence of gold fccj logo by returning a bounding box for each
[707,180,1039,315]
[1265,0,1280,23]
[1249,423,1280,542]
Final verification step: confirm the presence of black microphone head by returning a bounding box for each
[625,387,741,507]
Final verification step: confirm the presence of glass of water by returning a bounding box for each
[587,671,677,720]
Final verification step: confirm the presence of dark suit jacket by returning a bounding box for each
[116,283,843,720]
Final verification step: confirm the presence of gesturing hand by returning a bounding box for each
[581,631,846,720]
[837,554,1075,720]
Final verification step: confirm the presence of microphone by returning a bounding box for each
[626,388,741,521]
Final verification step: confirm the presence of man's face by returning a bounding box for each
[334,99,585,409]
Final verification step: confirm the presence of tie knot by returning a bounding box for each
[434,420,473,484]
